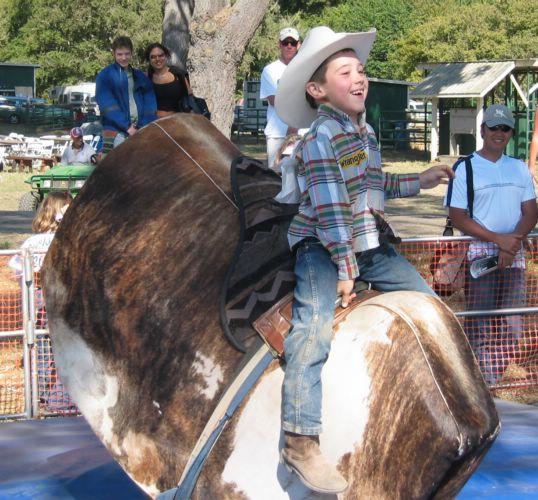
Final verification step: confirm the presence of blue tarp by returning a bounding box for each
[0,399,536,499]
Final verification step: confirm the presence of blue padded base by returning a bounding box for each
[0,399,536,499]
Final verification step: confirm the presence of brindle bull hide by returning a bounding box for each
[43,114,499,499]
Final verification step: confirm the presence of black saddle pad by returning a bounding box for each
[220,156,298,352]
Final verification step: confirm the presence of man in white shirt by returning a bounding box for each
[260,27,301,171]
[447,104,537,384]
[60,127,96,165]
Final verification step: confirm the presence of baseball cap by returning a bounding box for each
[70,126,83,138]
[482,104,515,129]
[279,27,300,42]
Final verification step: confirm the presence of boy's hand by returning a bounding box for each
[337,279,356,308]
[419,164,454,189]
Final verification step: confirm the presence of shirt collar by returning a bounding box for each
[317,104,353,126]
[317,103,368,138]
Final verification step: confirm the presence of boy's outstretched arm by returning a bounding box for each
[419,164,454,189]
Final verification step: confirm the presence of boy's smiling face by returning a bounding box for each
[307,50,369,118]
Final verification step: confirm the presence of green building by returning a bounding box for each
[0,62,40,97]
[240,77,412,139]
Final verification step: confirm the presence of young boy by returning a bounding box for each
[274,26,453,494]
[96,36,157,157]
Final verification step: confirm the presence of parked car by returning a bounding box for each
[19,162,96,211]
[0,97,72,125]
[0,97,23,124]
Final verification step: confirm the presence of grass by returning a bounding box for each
[0,172,28,211]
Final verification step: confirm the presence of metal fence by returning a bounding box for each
[1,235,537,420]
[0,249,77,420]
[379,109,431,151]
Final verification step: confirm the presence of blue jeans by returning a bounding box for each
[465,267,525,385]
[282,241,433,435]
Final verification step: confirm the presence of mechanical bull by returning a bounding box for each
[42,114,499,499]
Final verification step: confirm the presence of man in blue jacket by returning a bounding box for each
[96,36,157,156]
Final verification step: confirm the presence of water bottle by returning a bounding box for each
[469,256,498,279]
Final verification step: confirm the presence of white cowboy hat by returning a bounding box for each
[275,26,377,129]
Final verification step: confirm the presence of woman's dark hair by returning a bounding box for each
[146,43,171,77]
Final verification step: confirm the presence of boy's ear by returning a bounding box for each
[306,81,326,100]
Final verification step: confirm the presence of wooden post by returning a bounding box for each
[476,97,484,151]
[431,98,439,161]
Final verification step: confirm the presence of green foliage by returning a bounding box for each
[1,0,535,98]
[238,3,304,88]
[308,0,417,79]
[0,0,162,94]
[278,0,339,15]
[391,0,538,80]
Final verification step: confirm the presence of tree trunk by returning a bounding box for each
[163,0,271,137]
[162,0,194,71]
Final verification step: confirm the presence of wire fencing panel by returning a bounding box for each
[0,249,77,420]
[400,235,538,394]
[1,236,537,420]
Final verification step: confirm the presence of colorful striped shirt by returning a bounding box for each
[288,104,420,280]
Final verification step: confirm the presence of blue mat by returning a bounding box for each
[0,399,536,499]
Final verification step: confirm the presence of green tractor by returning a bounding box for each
[19,162,96,211]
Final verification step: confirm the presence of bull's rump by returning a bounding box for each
[212,292,498,499]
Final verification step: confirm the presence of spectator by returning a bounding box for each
[96,36,157,157]
[260,27,301,171]
[9,192,73,408]
[447,104,538,384]
[274,26,452,493]
[60,127,96,165]
[146,42,191,118]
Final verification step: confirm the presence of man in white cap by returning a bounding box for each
[259,27,301,171]
[447,103,537,385]
[274,26,452,494]
[60,127,96,165]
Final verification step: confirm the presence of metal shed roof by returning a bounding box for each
[410,61,515,99]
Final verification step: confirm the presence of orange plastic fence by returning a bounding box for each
[0,336,25,416]
[1,239,538,419]
[400,238,538,392]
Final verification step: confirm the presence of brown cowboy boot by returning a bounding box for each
[280,432,348,494]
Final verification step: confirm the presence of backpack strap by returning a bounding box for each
[464,154,474,219]
[443,154,474,236]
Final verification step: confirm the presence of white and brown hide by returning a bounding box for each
[42,114,499,499]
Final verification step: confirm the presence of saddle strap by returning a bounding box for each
[253,284,380,358]
[157,344,274,500]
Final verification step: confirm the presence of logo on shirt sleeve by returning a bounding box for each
[338,149,368,169]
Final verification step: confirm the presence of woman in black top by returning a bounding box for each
[146,42,191,118]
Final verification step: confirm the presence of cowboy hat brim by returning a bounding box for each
[275,26,377,129]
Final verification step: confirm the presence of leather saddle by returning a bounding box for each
[253,283,379,358]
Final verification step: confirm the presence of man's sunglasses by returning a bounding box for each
[486,124,512,132]
[281,39,298,47]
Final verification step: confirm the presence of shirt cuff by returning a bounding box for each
[337,253,359,281]
[397,173,420,197]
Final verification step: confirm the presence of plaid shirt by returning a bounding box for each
[288,104,420,280]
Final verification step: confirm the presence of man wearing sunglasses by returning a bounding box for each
[260,27,301,171]
[447,103,537,384]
